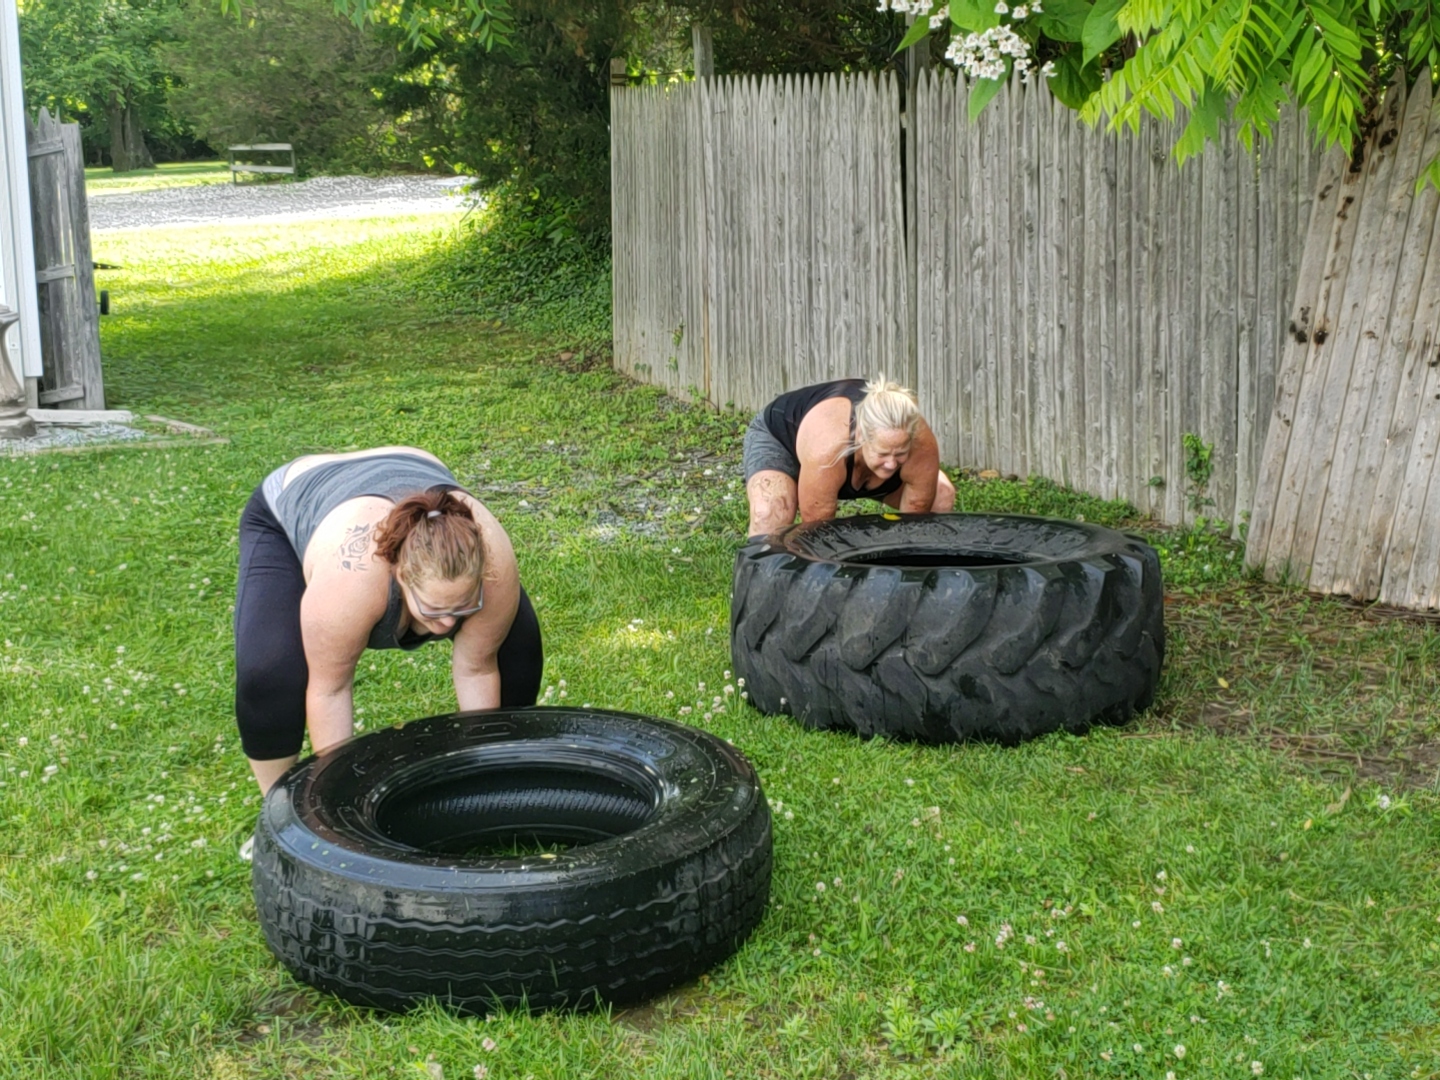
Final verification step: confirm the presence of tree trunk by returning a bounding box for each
[106,94,154,172]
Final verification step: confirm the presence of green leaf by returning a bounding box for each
[1082,0,1126,64]
[952,0,1002,33]
[1174,81,1227,161]
[1047,48,1104,108]
[897,16,934,52]
[1033,0,1092,43]
[968,71,1008,119]
[1415,150,1440,193]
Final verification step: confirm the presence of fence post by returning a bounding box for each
[692,25,714,79]
[902,17,928,388]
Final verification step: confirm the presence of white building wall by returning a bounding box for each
[0,0,40,389]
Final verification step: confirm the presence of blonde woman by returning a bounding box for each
[234,447,542,797]
[743,377,956,537]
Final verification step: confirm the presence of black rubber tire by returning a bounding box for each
[250,707,772,1014]
[731,513,1165,742]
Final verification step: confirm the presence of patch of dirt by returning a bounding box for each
[234,991,332,1047]
[612,981,709,1033]
[551,348,611,374]
[1159,582,1440,790]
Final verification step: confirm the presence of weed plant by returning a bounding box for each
[0,209,1437,1078]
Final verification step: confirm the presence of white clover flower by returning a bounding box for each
[1153,901,1164,913]
[815,881,826,892]
[956,914,968,925]
[1251,1063,1263,1076]
[1172,937,1183,949]
[1173,1044,1186,1058]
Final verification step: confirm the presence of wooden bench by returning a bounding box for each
[228,143,296,183]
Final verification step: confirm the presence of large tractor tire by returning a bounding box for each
[731,513,1164,742]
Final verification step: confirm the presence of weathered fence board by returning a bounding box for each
[1246,71,1440,608]
[26,108,103,410]
[613,75,910,410]
[613,71,1323,528]
[911,72,1323,525]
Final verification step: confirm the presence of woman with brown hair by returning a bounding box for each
[233,446,542,796]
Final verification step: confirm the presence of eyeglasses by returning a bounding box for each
[403,580,484,620]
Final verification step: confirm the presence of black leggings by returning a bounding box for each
[234,486,544,760]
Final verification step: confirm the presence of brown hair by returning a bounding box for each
[373,489,486,586]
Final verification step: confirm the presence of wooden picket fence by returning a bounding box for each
[912,70,1324,524]
[611,72,1324,529]
[1246,73,1440,609]
[611,75,910,413]
[26,107,103,410]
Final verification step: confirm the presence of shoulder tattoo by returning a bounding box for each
[337,523,373,572]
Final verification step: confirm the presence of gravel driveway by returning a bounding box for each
[90,174,478,231]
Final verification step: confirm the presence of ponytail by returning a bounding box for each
[374,489,486,584]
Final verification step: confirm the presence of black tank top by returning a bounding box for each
[761,379,904,501]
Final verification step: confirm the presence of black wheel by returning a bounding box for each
[731,513,1165,743]
[250,707,772,1014]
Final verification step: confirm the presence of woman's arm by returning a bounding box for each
[300,568,386,753]
[794,399,851,523]
[896,422,942,512]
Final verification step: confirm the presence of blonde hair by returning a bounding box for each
[373,489,486,587]
[854,375,922,446]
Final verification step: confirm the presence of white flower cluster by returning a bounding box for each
[880,0,1060,84]
[944,24,1032,81]
[875,0,936,15]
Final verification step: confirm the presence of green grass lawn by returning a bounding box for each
[84,160,231,197]
[2,212,1439,1079]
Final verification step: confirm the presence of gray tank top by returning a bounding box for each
[264,452,463,652]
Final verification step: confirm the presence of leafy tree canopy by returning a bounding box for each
[19,0,181,167]
[884,0,1440,181]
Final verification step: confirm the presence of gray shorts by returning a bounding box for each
[743,413,800,482]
